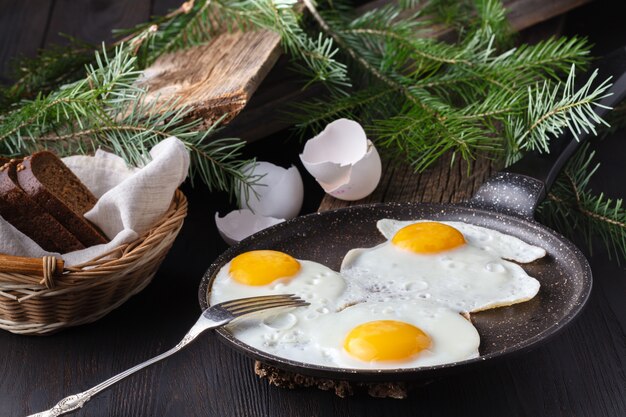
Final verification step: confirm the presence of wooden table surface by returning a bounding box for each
[1,1,626,416]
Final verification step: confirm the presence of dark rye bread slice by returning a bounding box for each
[16,151,109,247]
[0,159,84,253]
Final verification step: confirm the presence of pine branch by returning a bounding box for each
[506,65,612,155]
[0,45,258,200]
[538,144,626,262]
[0,37,97,112]
[372,98,502,172]
[209,0,350,89]
[289,86,396,135]
[1,0,349,110]
[293,0,607,173]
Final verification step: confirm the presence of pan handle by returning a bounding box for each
[470,46,626,218]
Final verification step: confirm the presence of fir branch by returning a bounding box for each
[2,0,349,110]
[294,0,607,173]
[419,0,474,30]
[507,65,612,154]
[303,0,392,90]
[538,144,626,262]
[124,0,351,88]
[208,0,349,89]
[289,87,395,135]
[373,100,502,172]
[495,37,591,81]
[117,0,220,68]
[0,45,258,199]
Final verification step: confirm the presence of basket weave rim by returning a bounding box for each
[0,189,188,334]
[0,189,188,289]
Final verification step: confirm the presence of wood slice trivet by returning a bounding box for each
[255,155,499,398]
[252,0,579,398]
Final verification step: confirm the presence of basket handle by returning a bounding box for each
[0,254,64,288]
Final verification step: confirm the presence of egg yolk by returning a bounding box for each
[392,222,465,254]
[343,320,431,362]
[229,250,301,286]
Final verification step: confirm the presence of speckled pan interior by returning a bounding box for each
[199,202,592,382]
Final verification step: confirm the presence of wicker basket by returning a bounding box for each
[0,189,188,335]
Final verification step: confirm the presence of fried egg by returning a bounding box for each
[208,221,545,371]
[210,250,345,308]
[339,220,544,313]
[308,300,479,369]
[209,250,347,365]
[376,219,546,263]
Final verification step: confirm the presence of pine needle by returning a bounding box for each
[538,144,626,262]
[0,45,258,201]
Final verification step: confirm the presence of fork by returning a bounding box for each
[27,294,308,417]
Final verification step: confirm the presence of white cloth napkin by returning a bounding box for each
[0,137,189,266]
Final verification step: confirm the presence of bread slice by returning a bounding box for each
[0,159,84,253]
[16,151,109,247]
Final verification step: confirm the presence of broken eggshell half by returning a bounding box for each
[237,161,304,220]
[300,119,382,201]
[215,209,284,246]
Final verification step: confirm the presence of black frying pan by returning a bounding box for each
[199,48,626,382]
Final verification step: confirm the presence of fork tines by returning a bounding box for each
[219,294,309,317]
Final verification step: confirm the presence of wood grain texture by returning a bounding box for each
[506,0,592,31]
[318,155,500,211]
[44,0,151,47]
[218,55,325,142]
[2,1,626,417]
[0,0,53,83]
[151,0,184,17]
[0,254,64,277]
[139,30,282,127]
[4,137,626,416]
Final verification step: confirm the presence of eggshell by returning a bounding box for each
[215,209,284,246]
[300,119,382,201]
[238,162,304,220]
[300,119,368,186]
[321,140,382,201]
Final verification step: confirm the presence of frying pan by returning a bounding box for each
[199,48,626,382]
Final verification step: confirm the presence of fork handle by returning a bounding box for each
[26,322,209,417]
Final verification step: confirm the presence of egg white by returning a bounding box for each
[207,220,546,370]
[339,220,543,313]
[210,258,347,366]
[210,259,345,308]
[307,300,480,369]
[376,219,546,263]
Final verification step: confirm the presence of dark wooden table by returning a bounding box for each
[1,1,626,416]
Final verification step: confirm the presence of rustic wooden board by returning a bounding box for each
[139,29,282,127]
[505,0,592,31]
[152,0,186,16]
[0,0,54,84]
[44,0,150,46]
[358,0,592,38]
[318,155,499,211]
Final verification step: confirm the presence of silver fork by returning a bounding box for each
[27,294,308,417]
